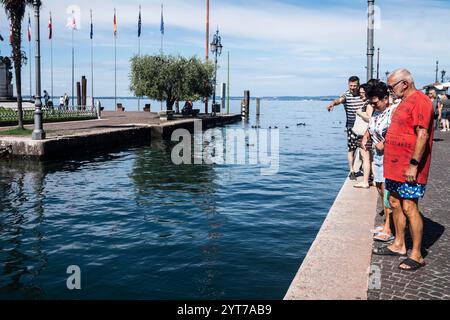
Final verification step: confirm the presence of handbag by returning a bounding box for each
[351,108,369,136]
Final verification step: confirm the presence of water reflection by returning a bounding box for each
[0,160,47,299]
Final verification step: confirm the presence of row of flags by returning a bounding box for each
[2,5,165,43]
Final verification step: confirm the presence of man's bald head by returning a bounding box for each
[387,68,416,99]
[388,69,414,84]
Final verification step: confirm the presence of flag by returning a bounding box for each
[48,12,52,40]
[28,14,32,42]
[160,4,164,35]
[113,9,117,37]
[90,10,93,39]
[67,11,77,30]
[138,6,142,38]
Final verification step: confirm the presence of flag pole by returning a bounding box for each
[29,13,32,101]
[138,5,141,112]
[160,3,164,110]
[50,12,53,105]
[205,0,209,114]
[29,32,32,100]
[90,9,94,108]
[114,8,117,111]
[227,51,230,114]
[72,16,75,109]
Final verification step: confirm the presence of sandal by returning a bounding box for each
[373,246,407,257]
[399,258,426,271]
[354,182,370,189]
[373,232,395,242]
[370,226,384,234]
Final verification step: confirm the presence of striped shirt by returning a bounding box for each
[340,90,364,128]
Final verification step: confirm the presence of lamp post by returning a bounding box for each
[441,70,446,83]
[210,28,223,116]
[32,0,45,140]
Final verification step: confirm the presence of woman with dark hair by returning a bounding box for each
[352,83,374,188]
[361,82,399,242]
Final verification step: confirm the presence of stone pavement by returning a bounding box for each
[0,112,161,138]
[368,131,450,300]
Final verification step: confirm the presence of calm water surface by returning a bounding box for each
[0,100,348,299]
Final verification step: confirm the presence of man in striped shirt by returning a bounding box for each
[327,76,365,180]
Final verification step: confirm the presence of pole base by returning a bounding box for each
[32,130,46,141]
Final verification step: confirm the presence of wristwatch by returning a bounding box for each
[410,159,420,166]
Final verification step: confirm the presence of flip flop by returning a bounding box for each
[354,182,370,189]
[373,232,395,242]
[399,258,426,271]
[373,246,407,257]
[370,226,383,234]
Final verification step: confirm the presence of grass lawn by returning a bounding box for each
[0,127,33,136]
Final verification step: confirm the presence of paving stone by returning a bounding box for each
[368,131,450,300]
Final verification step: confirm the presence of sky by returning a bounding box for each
[1,0,450,98]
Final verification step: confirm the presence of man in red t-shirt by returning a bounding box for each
[373,69,434,271]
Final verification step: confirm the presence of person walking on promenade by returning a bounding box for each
[43,90,50,109]
[327,76,365,180]
[362,82,398,242]
[64,93,69,110]
[373,69,434,271]
[353,83,374,188]
[427,89,442,130]
[440,94,450,132]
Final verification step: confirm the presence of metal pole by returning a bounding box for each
[366,0,375,81]
[376,48,380,80]
[213,50,218,116]
[138,36,141,111]
[72,27,74,109]
[50,22,53,104]
[91,10,94,108]
[32,0,45,140]
[436,60,439,83]
[115,34,117,110]
[227,51,230,114]
[29,29,32,100]
[205,0,209,114]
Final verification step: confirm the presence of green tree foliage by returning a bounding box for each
[130,54,214,111]
[1,0,37,129]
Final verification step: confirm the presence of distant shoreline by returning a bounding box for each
[20,96,338,102]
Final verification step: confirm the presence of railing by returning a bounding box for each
[0,107,97,123]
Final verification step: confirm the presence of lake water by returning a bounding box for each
[0,100,348,299]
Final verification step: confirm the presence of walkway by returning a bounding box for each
[368,131,450,300]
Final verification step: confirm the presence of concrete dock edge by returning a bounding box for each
[284,178,378,300]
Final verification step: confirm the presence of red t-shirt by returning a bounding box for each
[384,90,434,185]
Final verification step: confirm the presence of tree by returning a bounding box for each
[1,0,36,129]
[130,54,214,111]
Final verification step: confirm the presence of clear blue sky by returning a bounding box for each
[1,0,449,97]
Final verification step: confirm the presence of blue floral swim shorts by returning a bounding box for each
[385,179,427,199]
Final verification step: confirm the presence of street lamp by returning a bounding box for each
[32,0,45,140]
[441,70,446,83]
[210,28,223,116]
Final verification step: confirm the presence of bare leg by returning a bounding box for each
[361,148,371,186]
[400,199,424,267]
[381,183,392,235]
[348,150,355,174]
[388,192,407,254]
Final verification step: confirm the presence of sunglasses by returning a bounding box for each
[388,80,405,92]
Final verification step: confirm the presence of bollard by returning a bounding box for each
[81,76,87,110]
[76,82,81,110]
[221,83,226,110]
[244,90,250,117]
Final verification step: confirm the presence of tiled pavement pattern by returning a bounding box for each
[368,131,450,300]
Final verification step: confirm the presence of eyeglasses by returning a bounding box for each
[388,80,404,92]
